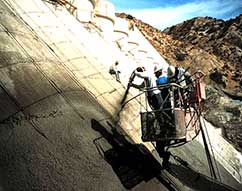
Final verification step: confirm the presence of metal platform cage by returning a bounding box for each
[140,108,186,142]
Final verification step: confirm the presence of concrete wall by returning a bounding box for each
[93,0,115,41]
[113,17,129,51]
[0,0,241,190]
[73,0,95,22]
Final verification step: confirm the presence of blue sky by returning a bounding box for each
[109,0,242,30]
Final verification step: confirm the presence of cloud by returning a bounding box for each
[119,0,242,30]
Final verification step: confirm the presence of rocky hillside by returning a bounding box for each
[117,13,242,95]
[165,15,242,94]
[117,13,242,152]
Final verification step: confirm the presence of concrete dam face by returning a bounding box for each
[0,0,242,191]
[0,1,166,190]
[0,1,125,191]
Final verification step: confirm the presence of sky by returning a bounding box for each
[109,0,242,30]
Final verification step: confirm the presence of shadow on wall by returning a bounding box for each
[0,170,5,191]
[90,119,241,191]
[91,119,164,190]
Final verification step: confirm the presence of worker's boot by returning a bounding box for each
[156,141,170,169]
[162,151,171,168]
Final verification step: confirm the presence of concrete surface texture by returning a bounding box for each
[0,0,241,190]
[0,1,167,190]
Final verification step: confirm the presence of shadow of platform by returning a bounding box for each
[91,119,171,190]
[91,119,241,191]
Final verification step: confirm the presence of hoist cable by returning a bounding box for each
[201,115,222,181]
[199,114,217,179]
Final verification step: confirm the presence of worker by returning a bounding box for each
[154,65,171,165]
[167,65,193,87]
[154,65,168,86]
[109,61,121,82]
[154,65,172,110]
[131,66,162,110]
[167,65,194,108]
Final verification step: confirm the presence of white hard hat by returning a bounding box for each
[154,65,163,73]
[167,65,176,77]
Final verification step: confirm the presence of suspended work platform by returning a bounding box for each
[122,71,206,146]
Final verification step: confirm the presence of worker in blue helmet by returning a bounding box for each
[154,65,170,108]
[154,65,168,86]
